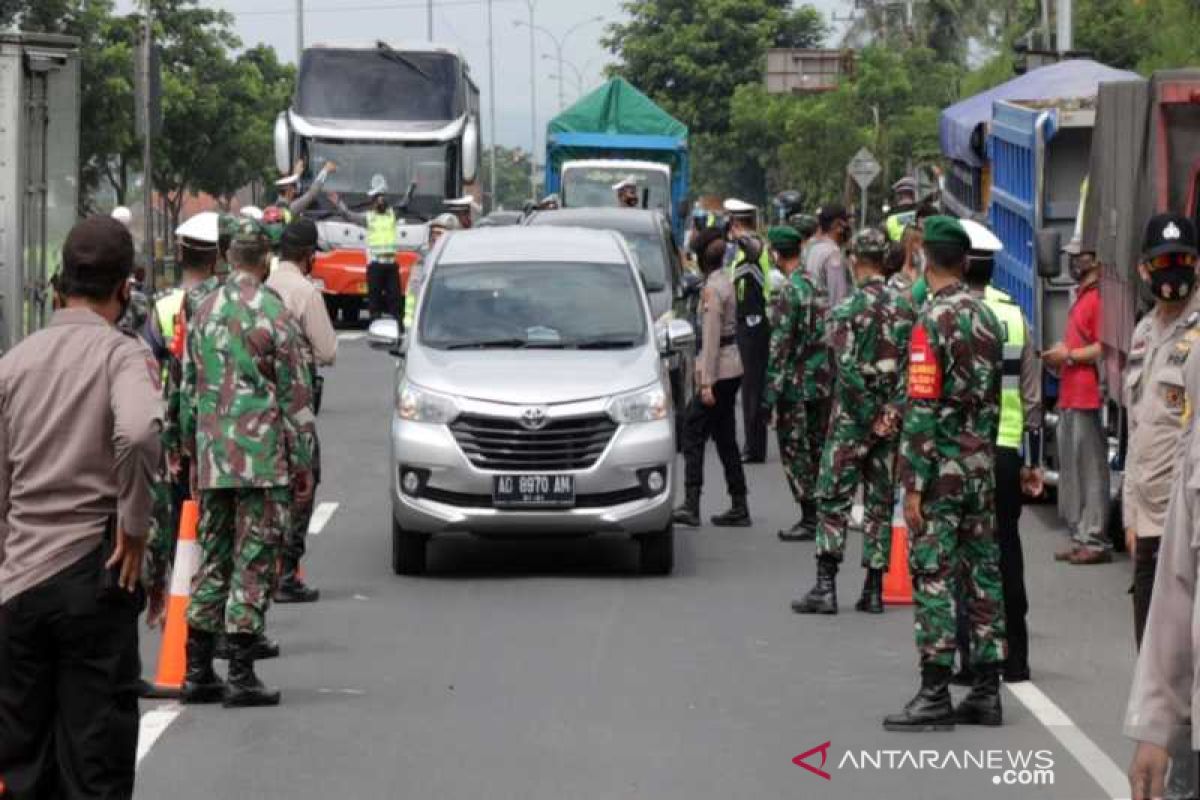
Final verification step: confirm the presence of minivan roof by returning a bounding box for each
[438,226,628,265]
[526,207,665,235]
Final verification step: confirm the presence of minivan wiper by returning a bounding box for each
[443,338,530,350]
[571,336,639,350]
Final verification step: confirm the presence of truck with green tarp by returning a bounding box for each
[544,78,689,242]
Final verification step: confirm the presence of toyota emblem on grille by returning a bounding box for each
[519,407,549,431]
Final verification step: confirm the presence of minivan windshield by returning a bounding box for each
[420,261,648,350]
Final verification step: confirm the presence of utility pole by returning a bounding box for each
[487,0,498,210]
[427,0,434,41]
[140,2,154,291]
[296,0,304,61]
[1040,0,1051,50]
[1056,0,1072,52]
[526,0,537,201]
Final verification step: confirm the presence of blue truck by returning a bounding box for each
[544,78,690,243]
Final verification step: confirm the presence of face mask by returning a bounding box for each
[1068,259,1089,282]
[1148,264,1197,301]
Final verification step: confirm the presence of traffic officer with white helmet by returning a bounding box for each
[332,173,402,322]
[954,218,1042,688]
[274,159,337,222]
[724,198,775,464]
[404,213,460,330]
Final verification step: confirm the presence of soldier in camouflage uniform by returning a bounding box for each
[793,228,912,616]
[764,225,830,541]
[884,216,1006,733]
[180,217,316,708]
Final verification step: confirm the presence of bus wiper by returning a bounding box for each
[376,41,432,81]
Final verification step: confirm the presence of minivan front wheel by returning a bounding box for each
[392,518,428,575]
[638,525,674,575]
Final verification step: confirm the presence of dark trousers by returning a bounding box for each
[1134,536,1160,649]
[682,377,747,497]
[367,261,402,321]
[957,447,1028,671]
[283,434,321,568]
[737,323,770,460]
[0,550,142,799]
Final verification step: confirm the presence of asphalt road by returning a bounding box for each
[134,335,1141,800]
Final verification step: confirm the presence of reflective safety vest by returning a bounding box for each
[366,210,397,262]
[983,286,1026,450]
[729,244,774,304]
[155,288,186,359]
[885,210,916,242]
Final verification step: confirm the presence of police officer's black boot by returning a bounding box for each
[223,633,282,708]
[710,494,752,527]
[953,664,1003,726]
[274,557,321,604]
[791,555,839,614]
[672,488,701,527]
[882,664,956,732]
[854,568,884,614]
[214,631,281,661]
[182,628,226,704]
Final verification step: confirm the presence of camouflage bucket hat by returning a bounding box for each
[851,227,889,258]
[219,213,240,239]
[232,216,267,244]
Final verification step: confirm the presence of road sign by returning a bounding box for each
[847,147,881,189]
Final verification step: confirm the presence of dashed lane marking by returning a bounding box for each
[337,332,365,342]
[136,703,182,767]
[1006,681,1130,799]
[308,501,339,535]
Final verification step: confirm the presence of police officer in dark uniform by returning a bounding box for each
[724,198,772,463]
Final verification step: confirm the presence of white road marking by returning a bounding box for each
[317,687,365,696]
[136,703,182,767]
[352,593,370,601]
[337,332,365,342]
[308,501,339,535]
[1006,681,1130,800]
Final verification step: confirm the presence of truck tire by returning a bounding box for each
[323,295,341,326]
[342,297,363,326]
[392,518,428,576]
[638,526,674,576]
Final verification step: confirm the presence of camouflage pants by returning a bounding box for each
[143,469,177,596]
[282,435,320,566]
[187,487,290,636]
[775,401,806,504]
[814,416,897,569]
[910,478,1007,669]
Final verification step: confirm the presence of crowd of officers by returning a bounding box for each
[677,181,1083,734]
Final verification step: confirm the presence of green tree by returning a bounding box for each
[480,146,533,212]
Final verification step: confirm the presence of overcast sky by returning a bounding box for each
[187,0,845,152]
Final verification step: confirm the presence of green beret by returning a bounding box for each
[767,225,802,248]
[921,215,970,248]
[232,217,267,244]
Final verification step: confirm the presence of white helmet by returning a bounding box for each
[959,218,1003,253]
[110,206,133,226]
[368,174,389,197]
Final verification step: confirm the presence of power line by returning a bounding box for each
[229,0,518,16]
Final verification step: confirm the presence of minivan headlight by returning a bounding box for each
[608,383,668,424]
[398,382,459,424]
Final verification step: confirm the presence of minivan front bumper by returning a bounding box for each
[389,412,675,538]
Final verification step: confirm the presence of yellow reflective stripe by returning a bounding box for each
[366,210,397,260]
[155,289,184,337]
[984,294,1026,449]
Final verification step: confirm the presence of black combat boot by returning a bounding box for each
[223,633,281,708]
[953,664,1003,726]
[214,631,280,661]
[274,558,320,604]
[797,500,819,541]
[883,664,957,732]
[182,628,226,704]
[791,555,839,614]
[672,488,701,527]
[854,568,884,614]
[710,494,752,527]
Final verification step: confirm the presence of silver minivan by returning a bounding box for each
[368,226,694,576]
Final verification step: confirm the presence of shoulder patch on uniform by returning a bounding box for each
[907,323,941,399]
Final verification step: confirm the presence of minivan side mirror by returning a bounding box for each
[1036,229,1062,279]
[658,318,695,354]
[368,318,404,355]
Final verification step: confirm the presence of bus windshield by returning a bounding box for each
[297,48,462,122]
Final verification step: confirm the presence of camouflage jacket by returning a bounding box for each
[118,286,151,338]
[180,270,315,489]
[827,275,911,430]
[161,275,222,459]
[898,280,1003,495]
[765,268,831,407]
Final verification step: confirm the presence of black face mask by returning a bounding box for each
[1149,264,1197,301]
[964,255,994,285]
[374,197,387,211]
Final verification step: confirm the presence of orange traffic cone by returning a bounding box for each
[149,499,202,696]
[882,495,913,606]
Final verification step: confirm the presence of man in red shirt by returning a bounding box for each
[1043,238,1111,564]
